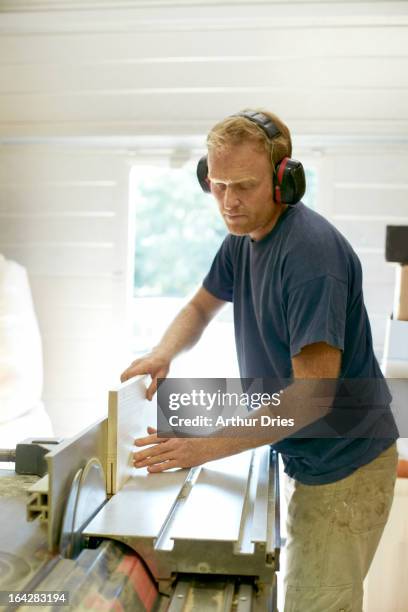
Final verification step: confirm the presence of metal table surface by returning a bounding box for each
[0,447,279,611]
[85,448,280,586]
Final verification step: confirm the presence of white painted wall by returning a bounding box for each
[0,1,407,137]
[0,144,133,435]
[0,1,407,435]
[306,146,408,356]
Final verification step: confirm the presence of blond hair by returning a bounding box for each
[206,108,292,172]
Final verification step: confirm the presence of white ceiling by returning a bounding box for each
[0,1,406,139]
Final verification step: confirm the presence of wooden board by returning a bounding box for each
[107,376,156,495]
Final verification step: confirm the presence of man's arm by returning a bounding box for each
[132,342,342,471]
[292,341,341,378]
[120,286,226,398]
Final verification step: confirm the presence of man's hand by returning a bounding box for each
[120,351,170,400]
[133,426,245,473]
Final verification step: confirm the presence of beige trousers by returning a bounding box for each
[283,443,398,612]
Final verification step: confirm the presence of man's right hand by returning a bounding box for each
[120,351,170,400]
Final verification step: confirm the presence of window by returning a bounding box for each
[130,162,237,377]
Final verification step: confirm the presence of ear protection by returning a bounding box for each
[196,110,306,205]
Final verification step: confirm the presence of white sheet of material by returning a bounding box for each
[107,376,154,494]
[0,254,43,423]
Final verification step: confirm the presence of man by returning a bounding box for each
[121,109,398,611]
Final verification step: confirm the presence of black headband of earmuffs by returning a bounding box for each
[196,110,306,205]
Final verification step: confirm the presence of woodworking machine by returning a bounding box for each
[0,378,280,611]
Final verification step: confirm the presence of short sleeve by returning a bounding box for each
[203,236,234,302]
[285,275,347,357]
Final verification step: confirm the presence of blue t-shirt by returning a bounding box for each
[203,202,398,484]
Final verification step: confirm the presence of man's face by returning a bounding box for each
[208,140,280,241]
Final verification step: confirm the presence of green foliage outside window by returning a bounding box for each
[133,165,226,297]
